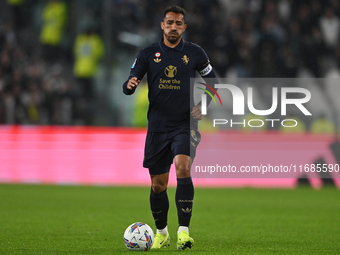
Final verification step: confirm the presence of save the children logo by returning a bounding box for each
[164,65,177,78]
[196,82,312,128]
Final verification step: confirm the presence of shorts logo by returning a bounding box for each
[191,130,198,142]
[164,65,177,78]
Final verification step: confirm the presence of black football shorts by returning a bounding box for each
[143,129,201,175]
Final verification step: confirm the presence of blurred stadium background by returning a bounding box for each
[0,0,340,188]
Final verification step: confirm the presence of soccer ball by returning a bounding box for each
[123,222,154,251]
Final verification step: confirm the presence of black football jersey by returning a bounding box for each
[123,39,214,132]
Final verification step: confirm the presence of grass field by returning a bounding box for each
[1,184,340,254]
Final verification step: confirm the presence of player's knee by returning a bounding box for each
[176,164,190,178]
[151,182,167,194]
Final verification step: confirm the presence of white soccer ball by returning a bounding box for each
[123,222,154,251]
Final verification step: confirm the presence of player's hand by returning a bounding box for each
[127,77,140,90]
[191,104,202,120]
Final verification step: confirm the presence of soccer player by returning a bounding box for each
[123,5,217,250]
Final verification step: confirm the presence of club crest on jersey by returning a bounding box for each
[164,65,177,78]
[182,55,189,65]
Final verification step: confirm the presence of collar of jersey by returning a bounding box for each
[159,38,184,52]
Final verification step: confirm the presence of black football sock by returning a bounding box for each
[175,177,194,227]
[150,188,169,230]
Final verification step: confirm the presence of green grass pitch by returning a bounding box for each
[1,184,339,254]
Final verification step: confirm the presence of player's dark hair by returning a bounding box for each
[164,6,186,21]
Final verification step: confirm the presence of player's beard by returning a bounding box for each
[165,31,181,44]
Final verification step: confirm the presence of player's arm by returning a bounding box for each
[192,58,219,120]
[123,51,147,95]
[198,62,219,106]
